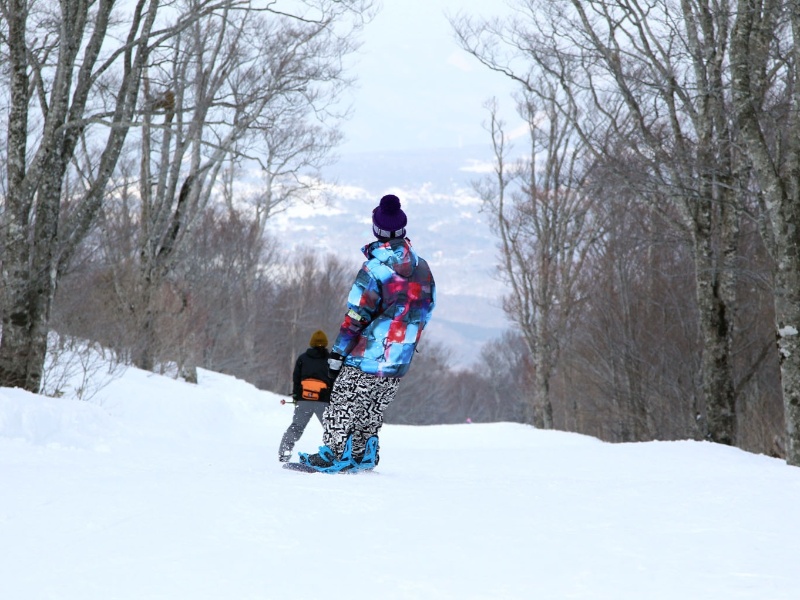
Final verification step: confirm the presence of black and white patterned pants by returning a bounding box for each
[322,365,400,459]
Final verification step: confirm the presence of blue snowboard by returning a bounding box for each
[281,462,374,474]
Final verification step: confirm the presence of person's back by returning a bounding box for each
[299,195,436,472]
[334,236,435,377]
[294,344,331,402]
[278,330,332,462]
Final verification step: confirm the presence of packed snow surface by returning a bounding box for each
[2,366,799,599]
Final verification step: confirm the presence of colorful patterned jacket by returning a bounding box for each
[332,238,436,377]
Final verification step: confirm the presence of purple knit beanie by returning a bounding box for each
[372,194,407,239]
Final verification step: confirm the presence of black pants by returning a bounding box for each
[279,401,328,457]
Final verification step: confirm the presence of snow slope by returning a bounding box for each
[2,366,799,599]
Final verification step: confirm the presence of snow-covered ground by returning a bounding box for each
[2,365,799,599]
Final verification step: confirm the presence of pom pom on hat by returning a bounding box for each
[372,194,407,239]
[309,330,328,348]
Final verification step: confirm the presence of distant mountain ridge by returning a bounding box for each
[267,144,510,367]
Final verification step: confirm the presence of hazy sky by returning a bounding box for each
[338,0,520,154]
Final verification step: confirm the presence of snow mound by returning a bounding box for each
[0,386,116,451]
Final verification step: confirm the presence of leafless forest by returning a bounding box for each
[2,1,799,464]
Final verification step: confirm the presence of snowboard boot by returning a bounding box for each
[298,444,334,468]
[356,436,379,470]
[299,437,355,473]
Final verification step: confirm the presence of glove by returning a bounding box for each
[328,352,344,380]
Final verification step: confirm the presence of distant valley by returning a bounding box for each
[266,144,511,367]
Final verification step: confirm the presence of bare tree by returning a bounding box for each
[386,340,455,425]
[472,91,602,429]
[565,189,701,441]
[105,0,365,373]
[0,0,373,392]
[0,0,263,391]
[730,0,800,465]
[178,206,273,380]
[0,0,159,391]
[256,251,352,394]
[474,331,530,423]
[453,0,747,445]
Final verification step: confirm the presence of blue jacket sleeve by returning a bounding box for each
[332,263,382,356]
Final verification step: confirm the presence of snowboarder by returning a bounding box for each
[278,330,332,462]
[299,194,436,472]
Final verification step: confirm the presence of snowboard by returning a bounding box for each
[281,462,373,474]
[282,462,321,473]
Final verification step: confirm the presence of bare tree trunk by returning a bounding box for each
[694,222,738,444]
[532,336,554,429]
[731,0,800,464]
[0,0,159,391]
